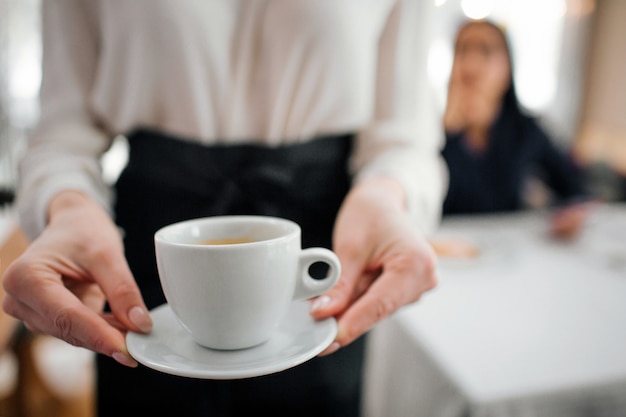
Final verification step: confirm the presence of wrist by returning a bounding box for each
[48,190,93,221]
[350,177,407,213]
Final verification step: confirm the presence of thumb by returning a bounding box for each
[309,250,370,319]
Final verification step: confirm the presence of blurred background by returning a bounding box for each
[0,0,624,416]
[426,0,626,201]
[1,0,623,205]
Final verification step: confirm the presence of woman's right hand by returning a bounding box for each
[2,191,152,367]
[443,78,468,133]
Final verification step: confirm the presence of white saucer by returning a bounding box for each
[126,300,337,379]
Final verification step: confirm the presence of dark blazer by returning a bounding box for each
[442,109,585,215]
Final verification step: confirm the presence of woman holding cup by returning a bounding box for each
[2,1,444,416]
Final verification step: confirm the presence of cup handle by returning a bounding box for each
[293,247,341,300]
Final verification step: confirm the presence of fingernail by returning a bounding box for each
[112,351,138,368]
[310,295,331,313]
[129,306,153,333]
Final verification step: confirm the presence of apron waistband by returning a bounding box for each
[123,129,354,199]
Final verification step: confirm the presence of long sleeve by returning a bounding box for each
[17,0,113,239]
[530,119,586,203]
[350,0,447,234]
[17,0,447,239]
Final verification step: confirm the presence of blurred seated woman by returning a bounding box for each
[441,19,593,239]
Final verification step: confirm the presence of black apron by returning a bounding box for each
[97,129,365,417]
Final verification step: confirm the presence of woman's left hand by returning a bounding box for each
[310,177,438,354]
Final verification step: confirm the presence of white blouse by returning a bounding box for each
[17,0,446,238]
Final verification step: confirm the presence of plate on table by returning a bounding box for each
[430,232,519,270]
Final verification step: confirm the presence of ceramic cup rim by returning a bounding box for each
[154,215,300,249]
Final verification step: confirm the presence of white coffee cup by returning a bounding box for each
[154,215,341,350]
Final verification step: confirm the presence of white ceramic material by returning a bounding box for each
[154,215,340,350]
[126,301,337,379]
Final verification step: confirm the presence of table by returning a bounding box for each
[363,204,626,417]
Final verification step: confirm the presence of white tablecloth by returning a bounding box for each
[364,204,626,417]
